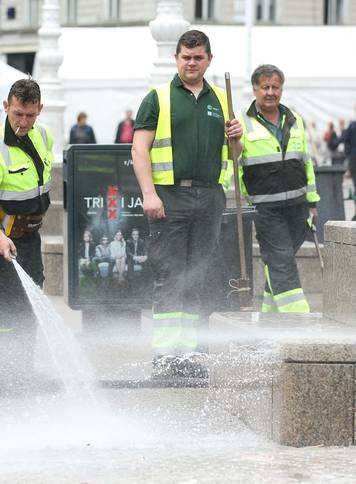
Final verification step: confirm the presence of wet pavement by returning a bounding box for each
[1,296,356,484]
[2,385,356,484]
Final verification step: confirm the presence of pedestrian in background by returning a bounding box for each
[69,111,96,144]
[114,109,135,143]
[340,112,356,220]
[132,29,242,379]
[323,121,339,164]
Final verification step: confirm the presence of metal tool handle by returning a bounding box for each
[224,72,248,281]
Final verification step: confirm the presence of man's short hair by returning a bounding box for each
[251,64,285,87]
[8,78,41,104]
[176,30,211,56]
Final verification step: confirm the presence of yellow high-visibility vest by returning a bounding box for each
[150,82,232,189]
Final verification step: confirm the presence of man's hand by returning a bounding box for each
[143,192,166,220]
[225,119,243,140]
[0,231,17,262]
[309,207,318,225]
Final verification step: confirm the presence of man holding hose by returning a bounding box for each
[0,78,54,381]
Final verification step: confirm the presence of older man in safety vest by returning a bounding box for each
[0,78,54,381]
[238,64,320,313]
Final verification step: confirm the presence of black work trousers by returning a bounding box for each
[0,231,42,377]
[254,202,309,296]
[148,185,225,351]
[0,231,43,329]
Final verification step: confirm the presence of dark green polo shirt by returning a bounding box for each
[134,74,226,184]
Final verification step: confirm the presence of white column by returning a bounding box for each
[36,0,66,162]
[243,0,254,103]
[149,0,190,84]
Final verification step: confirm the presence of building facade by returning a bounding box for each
[0,1,355,147]
[0,0,355,73]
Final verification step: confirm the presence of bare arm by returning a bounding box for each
[131,129,165,219]
[0,230,17,262]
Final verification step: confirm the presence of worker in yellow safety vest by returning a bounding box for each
[132,30,243,379]
[238,64,320,313]
[0,78,54,382]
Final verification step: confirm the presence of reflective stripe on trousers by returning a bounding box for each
[152,312,199,356]
[149,185,225,356]
[256,203,310,313]
[262,286,310,313]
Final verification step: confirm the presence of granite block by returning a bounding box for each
[272,363,354,447]
[49,162,64,202]
[324,220,356,245]
[42,236,63,296]
[209,311,356,447]
[41,201,64,236]
[323,241,356,323]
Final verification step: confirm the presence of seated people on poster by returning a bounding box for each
[110,229,126,282]
[79,229,96,277]
[93,235,113,278]
[126,228,147,278]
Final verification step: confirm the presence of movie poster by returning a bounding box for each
[68,146,152,307]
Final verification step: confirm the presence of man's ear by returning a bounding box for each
[38,103,43,115]
[3,101,8,113]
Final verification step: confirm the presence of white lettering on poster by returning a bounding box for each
[84,196,143,209]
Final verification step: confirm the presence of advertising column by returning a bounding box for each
[64,144,152,313]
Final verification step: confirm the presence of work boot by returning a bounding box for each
[151,355,178,379]
[175,354,209,379]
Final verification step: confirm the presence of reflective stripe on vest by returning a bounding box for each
[150,82,230,185]
[0,181,51,201]
[241,151,304,167]
[37,125,49,150]
[249,187,306,204]
[0,137,11,166]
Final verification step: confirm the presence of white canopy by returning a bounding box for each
[56,24,356,143]
[58,25,356,79]
[0,62,26,123]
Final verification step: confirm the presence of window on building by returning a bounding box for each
[324,0,345,24]
[106,0,120,20]
[7,53,36,75]
[195,0,215,21]
[256,0,276,23]
[67,0,78,24]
